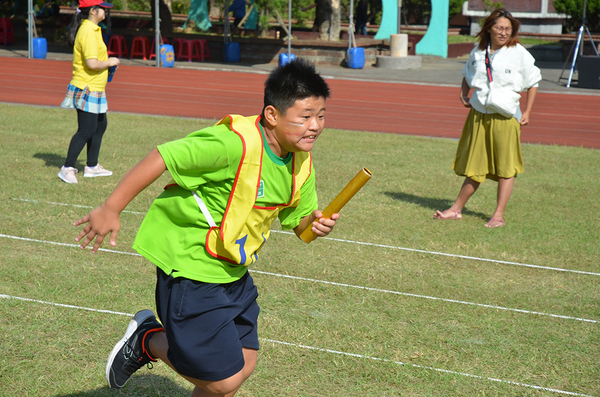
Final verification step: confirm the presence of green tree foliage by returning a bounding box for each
[449,0,465,17]
[398,0,466,26]
[401,0,431,24]
[483,0,504,12]
[553,0,600,32]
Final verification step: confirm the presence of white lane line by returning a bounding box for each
[264,339,595,397]
[12,197,600,277]
[12,198,146,215]
[250,270,598,324]
[0,294,134,316]
[0,233,596,324]
[0,294,594,397]
[271,230,600,277]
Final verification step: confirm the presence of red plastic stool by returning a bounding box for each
[177,39,200,62]
[107,35,128,58]
[171,38,184,58]
[191,39,210,62]
[149,37,169,60]
[0,17,15,46]
[130,36,150,60]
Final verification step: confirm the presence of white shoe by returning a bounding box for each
[58,166,78,184]
[84,164,113,178]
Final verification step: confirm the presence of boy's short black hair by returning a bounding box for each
[262,58,330,116]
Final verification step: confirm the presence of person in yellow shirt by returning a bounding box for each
[59,0,120,184]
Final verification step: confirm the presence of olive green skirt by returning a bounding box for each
[452,108,523,183]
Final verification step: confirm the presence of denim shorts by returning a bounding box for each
[155,267,260,381]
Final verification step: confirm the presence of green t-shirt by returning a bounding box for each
[132,121,318,283]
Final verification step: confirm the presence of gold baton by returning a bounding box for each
[299,167,372,243]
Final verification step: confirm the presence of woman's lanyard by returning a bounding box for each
[485,46,493,83]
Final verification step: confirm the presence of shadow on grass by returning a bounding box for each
[34,152,84,169]
[55,374,191,397]
[383,191,489,220]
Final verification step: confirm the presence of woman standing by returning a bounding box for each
[434,9,541,228]
[59,0,120,184]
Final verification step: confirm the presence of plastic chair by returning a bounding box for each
[149,37,169,60]
[191,39,210,62]
[107,35,128,58]
[177,39,200,62]
[0,17,14,46]
[130,36,150,60]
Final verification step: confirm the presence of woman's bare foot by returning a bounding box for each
[433,209,462,220]
[485,218,505,228]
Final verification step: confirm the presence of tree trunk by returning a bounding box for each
[317,0,341,41]
[259,8,268,38]
[151,0,173,36]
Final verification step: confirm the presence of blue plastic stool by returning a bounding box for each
[160,44,175,67]
[223,42,240,63]
[278,52,296,66]
[33,38,47,59]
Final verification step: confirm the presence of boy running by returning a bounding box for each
[74,58,338,396]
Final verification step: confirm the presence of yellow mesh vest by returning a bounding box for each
[205,115,312,266]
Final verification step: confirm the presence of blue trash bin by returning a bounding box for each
[278,52,296,66]
[223,42,240,63]
[33,37,47,59]
[160,44,175,68]
[347,47,365,69]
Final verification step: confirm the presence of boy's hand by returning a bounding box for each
[309,210,340,238]
[74,204,121,253]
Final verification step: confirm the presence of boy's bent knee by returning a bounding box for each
[193,371,247,395]
[191,349,257,395]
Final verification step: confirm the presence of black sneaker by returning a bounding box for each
[105,309,164,389]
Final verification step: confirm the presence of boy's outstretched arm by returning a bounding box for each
[74,148,167,253]
[294,210,340,239]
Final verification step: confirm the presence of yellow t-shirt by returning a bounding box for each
[71,19,108,92]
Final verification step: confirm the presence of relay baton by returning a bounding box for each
[299,167,372,243]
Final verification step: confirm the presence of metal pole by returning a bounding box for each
[349,0,354,26]
[397,0,402,34]
[580,0,587,56]
[348,0,354,49]
[566,0,588,87]
[224,0,230,45]
[27,0,33,58]
[567,25,584,87]
[287,0,291,56]
[155,0,160,67]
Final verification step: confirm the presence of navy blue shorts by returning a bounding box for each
[155,267,260,381]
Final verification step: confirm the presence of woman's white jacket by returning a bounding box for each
[463,43,542,118]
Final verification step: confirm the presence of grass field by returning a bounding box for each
[1,103,599,397]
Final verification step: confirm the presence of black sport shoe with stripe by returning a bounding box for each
[105,309,164,389]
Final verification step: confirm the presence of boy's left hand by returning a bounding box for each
[310,210,340,237]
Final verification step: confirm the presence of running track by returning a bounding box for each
[1,58,599,149]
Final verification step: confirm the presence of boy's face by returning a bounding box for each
[271,96,326,157]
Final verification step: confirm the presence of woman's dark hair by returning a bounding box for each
[476,8,521,50]
[262,58,330,116]
[67,6,99,46]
